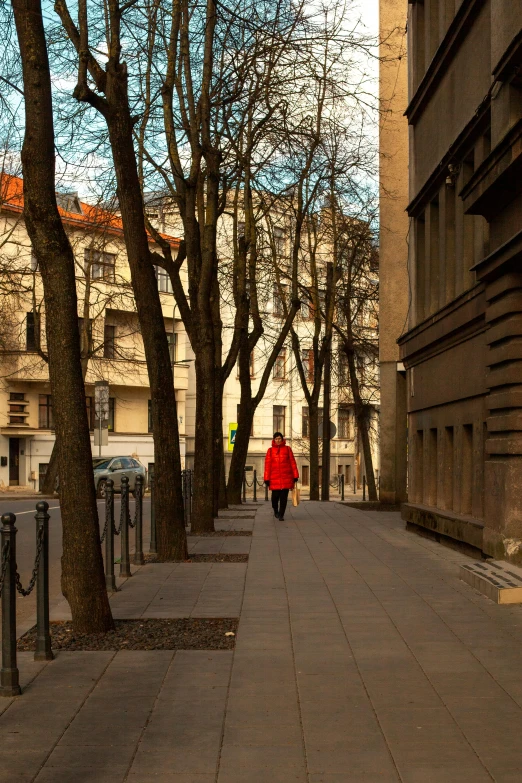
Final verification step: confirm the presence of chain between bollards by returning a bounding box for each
[133,475,145,565]
[253,470,257,502]
[120,476,132,578]
[0,513,20,696]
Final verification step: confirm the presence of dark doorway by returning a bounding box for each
[9,438,20,485]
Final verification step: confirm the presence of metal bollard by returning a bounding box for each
[133,475,145,566]
[253,470,257,502]
[341,474,345,501]
[105,479,117,592]
[363,475,366,501]
[242,471,247,503]
[188,470,193,525]
[182,470,189,527]
[120,476,132,578]
[0,513,20,696]
[353,476,356,494]
[265,482,269,502]
[149,471,157,555]
[35,502,53,662]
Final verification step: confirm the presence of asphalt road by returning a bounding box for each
[0,497,152,629]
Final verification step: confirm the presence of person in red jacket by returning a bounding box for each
[264,432,299,521]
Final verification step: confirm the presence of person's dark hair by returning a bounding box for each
[273,431,284,439]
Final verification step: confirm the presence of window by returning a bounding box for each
[273,405,286,434]
[148,400,153,433]
[39,395,54,429]
[9,416,25,425]
[111,458,123,471]
[85,249,116,282]
[273,226,285,256]
[26,312,36,352]
[300,297,313,320]
[273,285,288,317]
[10,393,25,401]
[339,353,349,385]
[302,348,314,382]
[237,221,245,239]
[273,349,286,380]
[156,266,173,294]
[302,406,309,437]
[30,251,38,272]
[302,465,310,486]
[237,404,254,436]
[104,324,116,359]
[56,191,82,214]
[338,406,351,439]
[167,332,177,363]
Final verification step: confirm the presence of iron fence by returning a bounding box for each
[0,503,53,697]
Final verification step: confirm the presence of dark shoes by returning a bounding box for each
[278,514,285,521]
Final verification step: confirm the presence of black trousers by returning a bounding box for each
[271,488,289,517]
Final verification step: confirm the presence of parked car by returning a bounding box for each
[92,457,147,498]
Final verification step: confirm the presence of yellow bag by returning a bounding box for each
[292,485,300,507]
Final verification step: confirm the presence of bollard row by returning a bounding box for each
[102,474,145,590]
[0,503,53,698]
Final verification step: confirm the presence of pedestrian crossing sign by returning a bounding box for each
[228,423,238,452]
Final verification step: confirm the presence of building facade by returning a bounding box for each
[378,0,409,505]
[400,2,522,561]
[0,175,188,490]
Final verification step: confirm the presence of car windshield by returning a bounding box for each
[92,459,112,470]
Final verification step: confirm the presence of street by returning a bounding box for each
[0,497,152,631]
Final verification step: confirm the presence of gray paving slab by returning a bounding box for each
[10,500,522,781]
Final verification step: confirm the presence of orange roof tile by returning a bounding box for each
[0,173,179,247]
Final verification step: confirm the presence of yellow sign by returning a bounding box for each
[228,422,238,452]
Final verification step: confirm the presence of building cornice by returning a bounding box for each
[470,229,522,281]
[406,0,487,126]
[461,118,522,220]
[407,100,490,216]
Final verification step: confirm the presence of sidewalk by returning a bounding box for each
[3,501,522,781]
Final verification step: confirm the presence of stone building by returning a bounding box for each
[0,174,188,489]
[400,2,522,561]
[378,0,409,505]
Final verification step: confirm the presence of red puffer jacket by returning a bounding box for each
[264,439,299,490]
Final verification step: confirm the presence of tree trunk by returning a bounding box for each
[309,403,320,500]
[191,338,217,532]
[346,347,377,501]
[321,338,331,501]
[227,399,255,505]
[12,0,113,632]
[103,98,187,559]
[218,443,228,510]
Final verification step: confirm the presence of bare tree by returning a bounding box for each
[54,0,187,559]
[11,0,113,632]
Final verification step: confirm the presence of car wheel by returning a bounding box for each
[97,479,107,499]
